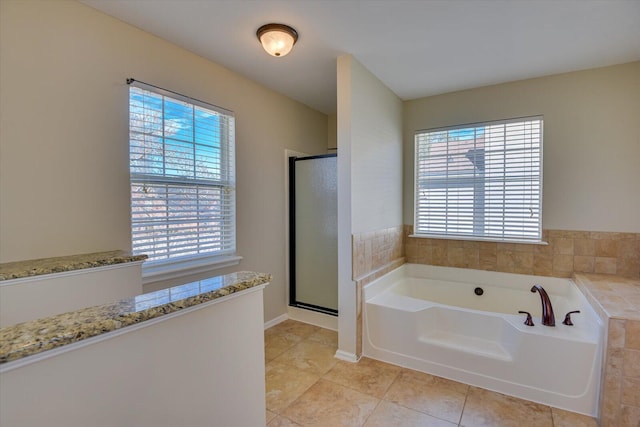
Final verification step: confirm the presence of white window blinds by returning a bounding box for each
[129,82,235,263]
[414,116,543,243]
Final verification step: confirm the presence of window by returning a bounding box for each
[128,81,236,272]
[414,116,542,243]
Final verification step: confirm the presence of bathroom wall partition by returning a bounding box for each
[289,154,338,315]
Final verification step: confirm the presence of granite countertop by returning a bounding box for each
[0,250,148,281]
[0,271,271,364]
[574,273,640,321]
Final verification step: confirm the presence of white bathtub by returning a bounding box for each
[363,264,603,416]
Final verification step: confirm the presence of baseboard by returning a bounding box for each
[334,349,360,363]
[287,306,338,331]
[264,313,288,330]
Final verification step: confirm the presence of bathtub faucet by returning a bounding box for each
[530,285,555,327]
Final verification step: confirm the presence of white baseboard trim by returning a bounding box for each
[287,306,338,331]
[264,313,288,330]
[334,349,360,363]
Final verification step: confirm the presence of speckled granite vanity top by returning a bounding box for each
[0,250,148,281]
[0,271,271,364]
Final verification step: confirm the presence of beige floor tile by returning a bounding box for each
[384,368,468,423]
[323,357,401,398]
[265,333,302,362]
[266,320,320,341]
[282,379,379,427]
[306,328,338,348]
[551,407,598,427]
[363,400,457,427]
[266,410,278,423]
[273,340,338,375]
[267,415,302,427]
[265,360,320,413]
[460,386,552,427]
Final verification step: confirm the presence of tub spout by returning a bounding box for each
[530,285,555,326]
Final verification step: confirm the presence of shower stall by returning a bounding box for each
[288,154,338,315]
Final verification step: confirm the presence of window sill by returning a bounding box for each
[409,234,548,245]
[142,254,243,285]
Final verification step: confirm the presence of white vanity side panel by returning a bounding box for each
[0,262,143,327]
[0,287,266,427]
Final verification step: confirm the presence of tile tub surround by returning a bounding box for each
[405,226,640,279]
[352,226,405,281]
[575,274,640,427]
[0,271,271,364]
[0,250,148,280]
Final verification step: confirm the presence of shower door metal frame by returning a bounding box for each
[288,153,338,316]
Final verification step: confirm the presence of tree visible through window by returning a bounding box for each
[128,82,235,264]
[414,117,542,242]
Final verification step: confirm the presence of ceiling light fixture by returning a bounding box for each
[256,23,298,58]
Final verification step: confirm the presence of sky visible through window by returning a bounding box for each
[129,86,235,263]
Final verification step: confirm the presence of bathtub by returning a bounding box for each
[363,264,603,416]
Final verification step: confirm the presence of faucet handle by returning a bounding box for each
[518,311,535,326]
[562,310,581,326]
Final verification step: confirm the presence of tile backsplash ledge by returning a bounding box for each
[404,226,640,279]
[352,226,404,281]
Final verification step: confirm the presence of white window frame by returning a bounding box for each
[128,80,240,283]
[413,116,544,244]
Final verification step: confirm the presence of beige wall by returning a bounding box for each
[336,55,356,358]
[350,58,403,234]
[403,61,640,233]
[336,55,403,359]
[327,114,337,150]
[0,0,328,322]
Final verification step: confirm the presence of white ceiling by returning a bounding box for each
[81,0,640,115]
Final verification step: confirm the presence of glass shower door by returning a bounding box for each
[289,154,338,315]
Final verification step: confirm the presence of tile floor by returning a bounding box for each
[265,320,599,427]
